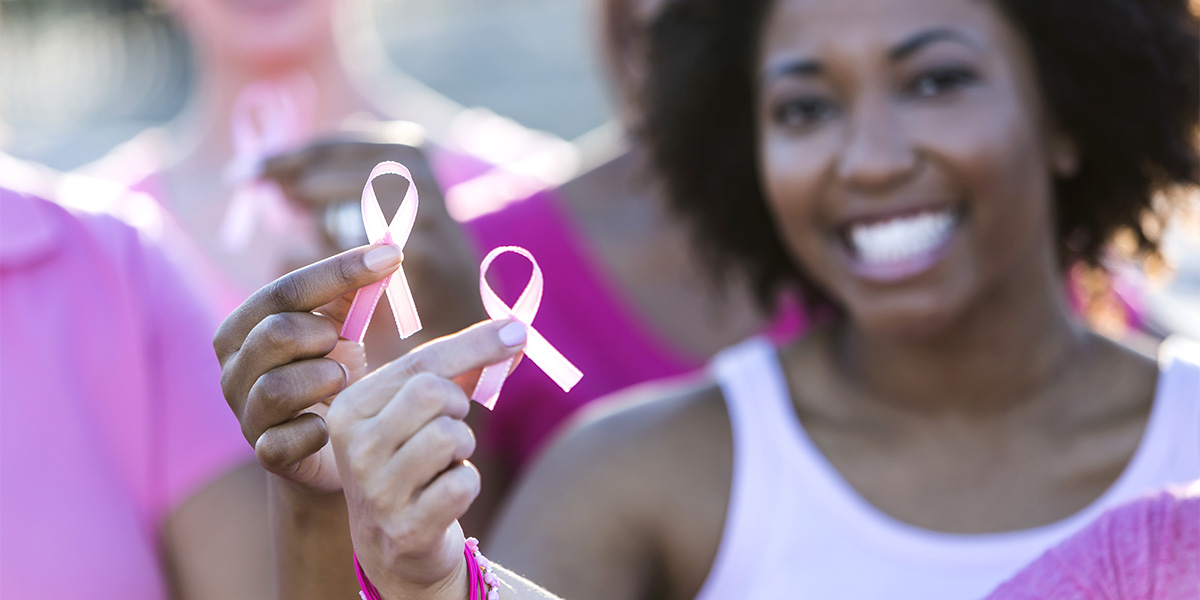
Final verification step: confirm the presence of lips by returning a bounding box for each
[837,207,962,282]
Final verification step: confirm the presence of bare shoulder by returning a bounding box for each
[489,376,733,600]
[555,375,731,483]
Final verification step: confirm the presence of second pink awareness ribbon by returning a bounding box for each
[471,246,583,410]
[340,162,422,343]
[220,78,312,250]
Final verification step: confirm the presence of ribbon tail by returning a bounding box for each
[258,182,295,234]
[219,185,259,251]
[384,268,422,339]
[523,328,583,392]
[340,274,390,343]
[471,356,515,410]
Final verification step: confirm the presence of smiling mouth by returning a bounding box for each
[838,207,963,282]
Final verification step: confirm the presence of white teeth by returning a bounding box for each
[849,210,956,265]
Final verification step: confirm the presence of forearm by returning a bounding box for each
[269,476,357,600]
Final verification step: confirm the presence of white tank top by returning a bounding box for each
[696,337,1200,600]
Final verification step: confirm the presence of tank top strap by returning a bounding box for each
[1155,336,1200,474]
[695,337,807,600]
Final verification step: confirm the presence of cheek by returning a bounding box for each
[758,130,838,275]
[759,127,836,219]
[914,97,1056,268]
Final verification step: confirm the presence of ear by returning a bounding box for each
[1047,129,1080,178]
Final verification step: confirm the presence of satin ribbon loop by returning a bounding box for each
[220,80,309,250]
[471,246,583,410]
[340,161,423,343]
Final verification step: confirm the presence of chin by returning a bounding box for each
[228,36,317,68]
[844,290,969,340]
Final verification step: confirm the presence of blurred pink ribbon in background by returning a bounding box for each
[472,246,583,410]
[220,75,315,250]
[340,161,422,343]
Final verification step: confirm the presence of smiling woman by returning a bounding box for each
[475,0,1200,598]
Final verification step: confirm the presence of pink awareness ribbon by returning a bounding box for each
[471,246,583,410]
[220,78,311,250]
[340,161,422,343]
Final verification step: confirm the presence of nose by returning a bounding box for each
[836,98,917,192]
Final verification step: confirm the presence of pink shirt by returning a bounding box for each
[0,188,251,598]
[987,484,1200,600]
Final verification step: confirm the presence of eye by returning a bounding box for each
[907,67,977,98]
[773,97,839,130]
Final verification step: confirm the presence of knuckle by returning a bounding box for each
[240,419,258,446]
[442,467,480,507]
[426,416,458,448]
[267,276,306,312]
[348,453,376,488]
[315,359,346,397]
[212,324,234,363]
[405,371,443,396]
[260,313,300,349]
[218,366,239,407]
[254,434,292,473]
[398,343,447,379]
[252,370,289,406]
[383,518,423,551]
[459,425,477,459]
[404,373,449,412]
[334,255,360,288]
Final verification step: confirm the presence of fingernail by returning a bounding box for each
[337,361,350,388]
[498,321,527,347]
[365,245,402,272]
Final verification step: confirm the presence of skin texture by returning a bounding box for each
[161,462,273,600]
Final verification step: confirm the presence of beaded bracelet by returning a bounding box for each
[465,537,500,600]
[352,539,500,600]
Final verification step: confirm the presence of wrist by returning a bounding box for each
[268,475,347,523]
[365,555,469,600]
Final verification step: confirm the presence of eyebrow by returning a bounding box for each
[888,28,979,60]
[762,27,979,84]
[763,59,823,83]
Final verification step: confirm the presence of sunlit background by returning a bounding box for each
[0,0,614,170]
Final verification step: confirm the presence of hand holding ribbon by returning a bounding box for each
[471,246,583,409]
[340,161,423,343]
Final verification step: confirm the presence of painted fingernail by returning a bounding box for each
[364,244,402,272]
[498,321,527,347]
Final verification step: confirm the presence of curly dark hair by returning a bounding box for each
[638,0,1199,311]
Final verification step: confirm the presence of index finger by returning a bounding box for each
[213,244,402,363]
[341,319,527,418]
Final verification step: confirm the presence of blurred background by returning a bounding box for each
[0,0,613,170]
[1,0,1197,337]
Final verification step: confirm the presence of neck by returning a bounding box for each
[169,38,377,171]
[835,247,1088,415]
